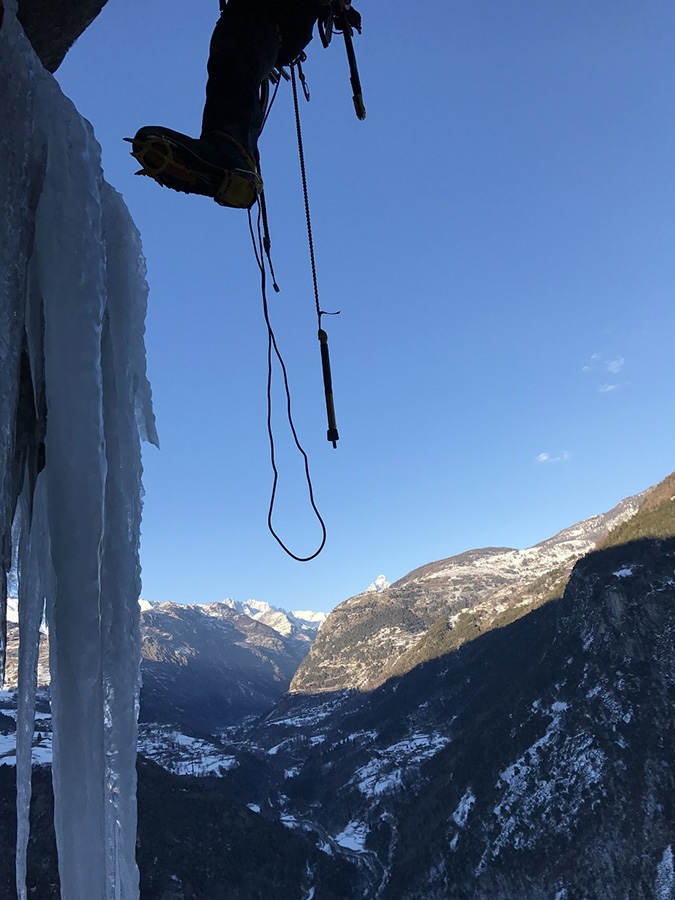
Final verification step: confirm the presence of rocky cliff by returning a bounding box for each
[16,0,107,71]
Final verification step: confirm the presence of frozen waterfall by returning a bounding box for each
[1,2,158,897]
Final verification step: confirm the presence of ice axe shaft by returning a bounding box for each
[319,329,339,447]
[336,4,366,120]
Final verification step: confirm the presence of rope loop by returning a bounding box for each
[248,204,328,562]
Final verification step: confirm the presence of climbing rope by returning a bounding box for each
[242,57,346,561]
[247,203,328,563]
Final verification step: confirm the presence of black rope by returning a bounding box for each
[258,187,280,292]
[257,75,283,291]
[291,62,321,323]
[247,203,327,562]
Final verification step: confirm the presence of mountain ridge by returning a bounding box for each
[291,490,647,694]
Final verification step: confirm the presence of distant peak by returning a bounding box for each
[218,598,326,637]
[365,575,390,593]
[292,610,328,626]
[138,599,160,612]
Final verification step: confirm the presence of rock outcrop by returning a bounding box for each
[16,0,107,71]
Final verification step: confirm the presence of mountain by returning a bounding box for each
[291,492,646,694]
[2,598,326,734]
[208,472,675,898]
[3,599,50,691]
[138,600,321,732]
[365,575,390,593]
[222,598,327,640]
[3,476,675,897]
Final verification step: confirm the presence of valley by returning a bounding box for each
[2,473,675,898]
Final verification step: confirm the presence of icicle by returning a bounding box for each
[99,182,156,899]
[15,475,52,900]
[0,0,43,688]
[1,2,157,896]
[35,67,110,898]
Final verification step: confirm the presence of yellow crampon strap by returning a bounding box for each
[214,171,262,208]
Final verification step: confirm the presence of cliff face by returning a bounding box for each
[380,537,675,899]
[16,0,107,70]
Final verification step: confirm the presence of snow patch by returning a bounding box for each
[137,727,236,776]
[478,703,606,872]
[352,733,450,798]
[0,731,52,767]
[452,788,476,827]
[335,820,369,851]
[654,845,675,900]
[267,694,350,729]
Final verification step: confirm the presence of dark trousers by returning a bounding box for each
[201,0,324,157]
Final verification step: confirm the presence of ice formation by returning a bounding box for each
[1,3,158,897]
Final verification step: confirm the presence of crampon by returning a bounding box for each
[125,126,262,209]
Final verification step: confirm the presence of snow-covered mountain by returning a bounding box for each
[365,575,390,593]
[222,598,327,640]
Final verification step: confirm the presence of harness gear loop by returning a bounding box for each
[291,61,340,448]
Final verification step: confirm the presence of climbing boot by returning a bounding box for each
[126,126,262,209]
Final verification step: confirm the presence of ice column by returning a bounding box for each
[0,2,158,897]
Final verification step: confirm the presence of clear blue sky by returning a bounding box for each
[55,0,675,612]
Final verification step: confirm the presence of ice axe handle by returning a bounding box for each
[352,87,366,121]
[338,5,366,120]
[319,329,339,447]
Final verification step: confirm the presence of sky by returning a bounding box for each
[54,0,675,613]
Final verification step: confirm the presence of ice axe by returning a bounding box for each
[319,0,366,120]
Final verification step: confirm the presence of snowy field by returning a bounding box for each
[1,690,238,777]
